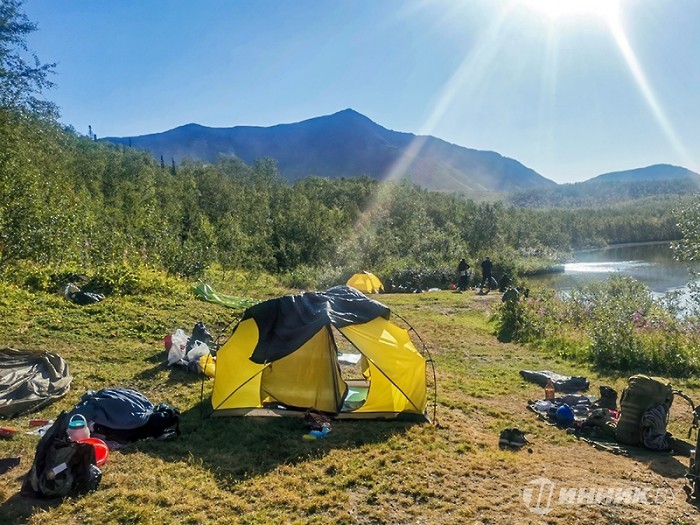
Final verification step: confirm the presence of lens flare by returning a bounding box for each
[518,0,620,21]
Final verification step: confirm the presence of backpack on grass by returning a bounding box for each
[615,375,673,446]
[21,412,101,498]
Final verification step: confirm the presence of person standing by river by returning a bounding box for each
[480,256,494,293]
[457,258,470,292]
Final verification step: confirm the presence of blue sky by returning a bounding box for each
[23,0,700,183]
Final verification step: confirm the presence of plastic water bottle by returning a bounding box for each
[67,414,90,441]
[306,427,331,440]
[545,378,555,400]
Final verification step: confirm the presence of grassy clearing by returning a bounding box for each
[1,282,699,524]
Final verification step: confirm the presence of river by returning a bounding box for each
[526,242,696,302]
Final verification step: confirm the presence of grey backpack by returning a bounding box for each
[615,375,673,446]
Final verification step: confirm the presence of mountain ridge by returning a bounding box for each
[585,164,700,184]
[102,109,698,196]
[507,164,700,208]
[101,109,555,193]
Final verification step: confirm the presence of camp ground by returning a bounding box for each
[2,285,700,524]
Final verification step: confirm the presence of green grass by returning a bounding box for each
[1,279,699,524]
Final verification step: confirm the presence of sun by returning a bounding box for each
[517,0,621,22]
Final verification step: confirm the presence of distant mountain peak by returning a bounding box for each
[175,122,208,131]
[334,108,363,117]
[301,108,380,129]
[101,109,556,193]
[588,164,700,184]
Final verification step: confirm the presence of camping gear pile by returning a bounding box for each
[526,373,687,454]
[165,321,216,377]
[20,387,179,498]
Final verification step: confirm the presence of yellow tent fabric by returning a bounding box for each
[259,328,345,413]
[212,318,266,411]
[211,286,428,420]
[346,272,383,294]
[339,317,427,415]
[212,320,346,413]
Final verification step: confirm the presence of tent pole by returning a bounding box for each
[214,315,243,349]
[198,374,214,419]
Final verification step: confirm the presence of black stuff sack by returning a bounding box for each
[21,412,101,498]
[94,403,180,443]
[187,321,214,353]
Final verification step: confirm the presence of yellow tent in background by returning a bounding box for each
[346,271,383,294]
[211,286,431,421]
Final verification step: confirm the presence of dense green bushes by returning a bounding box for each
[496,276,700,376]
[2,260,190,297]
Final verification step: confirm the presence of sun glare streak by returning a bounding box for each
[378,3,515,187]
[339,3,516,263]
[521,0,619,21]
[606,15,693,166]
[535,23,559,163]
[418,8,514,142]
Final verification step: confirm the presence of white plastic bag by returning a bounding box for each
[186,340,210,362]
[167,328,189,366]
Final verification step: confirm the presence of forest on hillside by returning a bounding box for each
[508,178,700,209]
[0,0,696,291]
[0,106,689,288]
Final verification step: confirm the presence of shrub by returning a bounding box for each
[87,264,190,296]
[281,264,344,291]
[383,266,454,292]
[1,261,190,299]
[496,275,700,376]
[495,288,561,343]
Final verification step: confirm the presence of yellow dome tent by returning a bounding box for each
[211,286,433,421]
[346,271,383,294]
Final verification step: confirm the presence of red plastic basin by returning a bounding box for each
[78,437,110,466]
